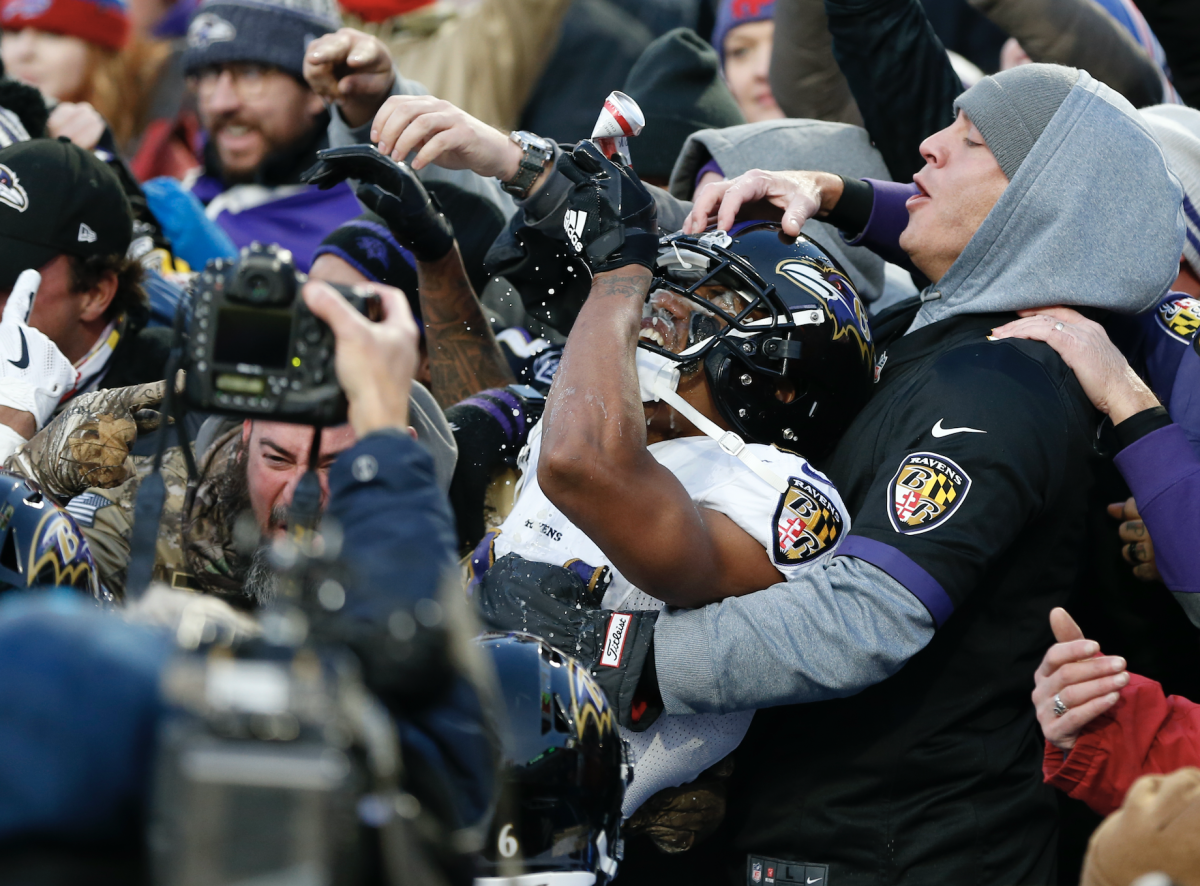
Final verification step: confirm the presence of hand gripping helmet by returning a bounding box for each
[0,470,101,598]
[476,632,628,886]
[643,222,875,458]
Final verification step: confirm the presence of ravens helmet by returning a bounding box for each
[476,632,628,886]
[0,470,101,599]
[642,222,875,458]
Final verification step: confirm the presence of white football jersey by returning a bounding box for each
[493,420,850,816]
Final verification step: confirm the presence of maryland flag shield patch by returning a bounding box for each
[773,477,843,565]
[888,452,971,535]
[1157,296,1200,344]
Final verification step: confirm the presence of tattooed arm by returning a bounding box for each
[417,244,515,409]
[536,266,783,605]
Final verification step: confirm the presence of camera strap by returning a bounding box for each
[126,306,193,601]
[287,425,324,542]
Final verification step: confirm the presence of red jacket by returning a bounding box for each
[1043,673,1200,815]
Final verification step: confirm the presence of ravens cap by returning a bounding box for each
[0,137,132,291]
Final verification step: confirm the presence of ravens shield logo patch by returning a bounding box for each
[773,478,843,565]
[1156,296,1200,344]
[888,452,971,535]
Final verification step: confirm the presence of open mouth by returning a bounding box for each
[907,176,931,209]
[639,315,675,350]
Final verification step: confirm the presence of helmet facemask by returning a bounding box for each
[637,225,874,458]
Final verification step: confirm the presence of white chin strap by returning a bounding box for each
[636,349,788,494]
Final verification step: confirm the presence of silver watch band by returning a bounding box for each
[502,132,553,199]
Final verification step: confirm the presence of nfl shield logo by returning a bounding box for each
[888,451,971,535]
[752,862,763,883]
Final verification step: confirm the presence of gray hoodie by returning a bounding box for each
[668,119,891,303]
[654,69,1186,716]
[909,69,1184,332]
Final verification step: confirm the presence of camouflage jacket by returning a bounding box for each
[63,422,244,601]
[6,395,245,601]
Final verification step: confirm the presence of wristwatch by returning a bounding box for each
[502,131,554,199]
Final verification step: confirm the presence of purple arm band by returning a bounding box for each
[694,158,724,192]
[836,535,955,628]
[1114,423,1200,594]
[842,178,920,274]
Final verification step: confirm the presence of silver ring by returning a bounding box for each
[1053,694,1069,717]
[1053,322,1065,332]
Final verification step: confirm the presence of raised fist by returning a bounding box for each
[559,141,659,274]
[4,380,167,500]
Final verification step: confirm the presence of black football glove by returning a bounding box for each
[301,144,454,263]
[475,553,662,730]
[558,140,659,274]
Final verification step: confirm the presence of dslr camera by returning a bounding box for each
[184,243,380,425]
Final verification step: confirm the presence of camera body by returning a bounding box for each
[184,243,380,425]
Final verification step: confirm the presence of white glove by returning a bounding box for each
[636,346,681,403]
[0,270,79,429]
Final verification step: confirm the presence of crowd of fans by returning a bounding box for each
[0,0,1198,882]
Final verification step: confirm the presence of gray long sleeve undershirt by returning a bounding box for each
[654,555,936,715]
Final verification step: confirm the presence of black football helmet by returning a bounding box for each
[643,221,875,458]
[475,632,628,886]
[0,470,101,598]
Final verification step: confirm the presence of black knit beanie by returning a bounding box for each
[954,63,1080,180]
[623,27,745,182]
[314,211,421,316]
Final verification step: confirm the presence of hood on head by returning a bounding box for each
[910,69,1184,332]
[668,118,891,302]
[409,381,457,494]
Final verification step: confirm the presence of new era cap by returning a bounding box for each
[0,137,132,291]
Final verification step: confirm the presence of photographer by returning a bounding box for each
[0,282,494,877]
[0,261,457,604]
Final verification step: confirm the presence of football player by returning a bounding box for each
[473,143,874,830]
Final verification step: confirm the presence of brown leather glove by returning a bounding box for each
[1081,768,1200,886]
[624,757,734,854]
[3,380,166,499]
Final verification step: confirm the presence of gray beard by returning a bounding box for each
[242,545,280,607]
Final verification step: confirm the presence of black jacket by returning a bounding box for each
[723,309,1098,885]
[99,303,173,391]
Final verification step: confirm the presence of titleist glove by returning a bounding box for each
[558,141,659,274]
[5,380,166,500]
[0,270,78,430]
[475,552,661,730]
[302,145,455,263]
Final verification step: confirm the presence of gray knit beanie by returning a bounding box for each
[185,0,341,80]
[954,63,1080,180]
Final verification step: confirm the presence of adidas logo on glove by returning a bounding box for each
[564,209,587,254]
